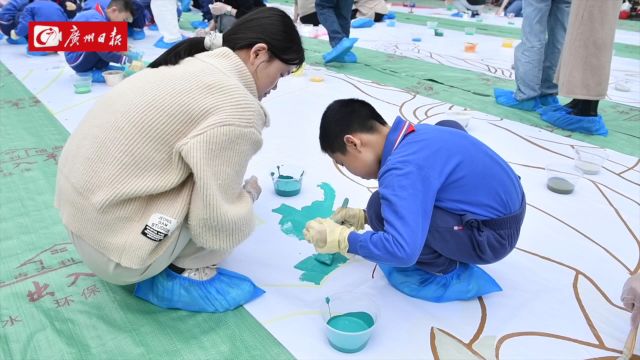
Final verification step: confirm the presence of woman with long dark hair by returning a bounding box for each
[55,7,304,313]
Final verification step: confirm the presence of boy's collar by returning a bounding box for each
[380,116,415,167]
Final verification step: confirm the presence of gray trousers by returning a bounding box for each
[68,226,230,285]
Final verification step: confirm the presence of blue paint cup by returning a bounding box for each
[271,164,304,197]
[322,292,378,353]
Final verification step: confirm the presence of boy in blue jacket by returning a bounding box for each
[304,99,526,302]
[83,0,146,40]
[65,0,134,82]
[0,0,28,43]
[10,0,69,54]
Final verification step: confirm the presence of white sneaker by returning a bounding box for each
[181,266,217,281]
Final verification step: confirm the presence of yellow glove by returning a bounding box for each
[65,2,77,11]
[10,29,20,40]
[303,218,351,255]
[331,207,366,230]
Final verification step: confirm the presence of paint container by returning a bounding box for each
[128,49,144,61]
[545,163,582,195]
[464,27,476,35]
[464,42,477,53]
[447,110,471,128]
[411,32,422,42]
[103,70,124,87]
[426,21,438,29]
[271,164,304,197]
[310,76,324,82]
[322,292,378,353]
[573,146,607,175]
[434,29,444,37]
[386,19,396,27]
[446,4,454,11]
[73,72,92,94]
[502,38,514,48]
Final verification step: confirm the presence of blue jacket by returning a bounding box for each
[82,0,109,11]
[0,0,29,31]
[347,117,524,267]
[64,4,126,67]
[15,0,68,37]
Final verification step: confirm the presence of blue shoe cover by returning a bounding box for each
[180,0,191,12]
[539,108,608,136]
[352,17,374,28]
[451,12,464,17]
[154,35,187,49]
[190,20,208,29]
[382,11,396,20]
[335,51,357,63]
[379,263,502,303]
[323,37,358,64]
[539,94,559,107]
[536,104,568,117]
[134,267,265,312]
[128,28,145,40]
[7,36,27,45]
[148,24,158,31]
[91,69,106,83]
[494,88,541,111]
[26,49,53,56]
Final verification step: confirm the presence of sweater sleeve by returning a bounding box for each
[179,122,262,250]
[347,160,439,267]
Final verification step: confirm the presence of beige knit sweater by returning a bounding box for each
[55,48,268,268]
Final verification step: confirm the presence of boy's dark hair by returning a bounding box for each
[148,7,304,70]
[107,0,134,16]
[319,99,388,155]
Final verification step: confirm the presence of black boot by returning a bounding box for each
[572,99,599,117]
[564,99,579,109]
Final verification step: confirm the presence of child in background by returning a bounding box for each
[0,0,28,43]
[496,0,522,17]
[10,0,69,53]
[64,0,134,82]
[354,0,387,22]
[83,0,146,40]
[304,99,526,302]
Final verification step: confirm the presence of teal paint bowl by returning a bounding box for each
[322,293,378,353]
[271,165,304,197]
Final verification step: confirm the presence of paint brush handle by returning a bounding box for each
[620,323,639,360]
[341,198,349,209]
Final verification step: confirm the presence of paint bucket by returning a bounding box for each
[271,164,304,197]
[464,42,477,53]
[103,70,124,87]
[464,27,475,35]
[73,72,92,94]
[502,38,514,48]
[434,29,444,37]
[573,146,607,175]
[545,163,582,195]
[322,292,378,353]
[411,32,422,42]
[426,21,438,29]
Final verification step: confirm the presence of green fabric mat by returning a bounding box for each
[0,62,292,360]
[301,37,640,157]
[272,0,640,60]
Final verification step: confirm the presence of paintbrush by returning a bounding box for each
[619,322,639,360]
[341,197,349,209]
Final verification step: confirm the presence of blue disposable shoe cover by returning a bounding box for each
[379,262,502,303]
[134,267,265,313]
